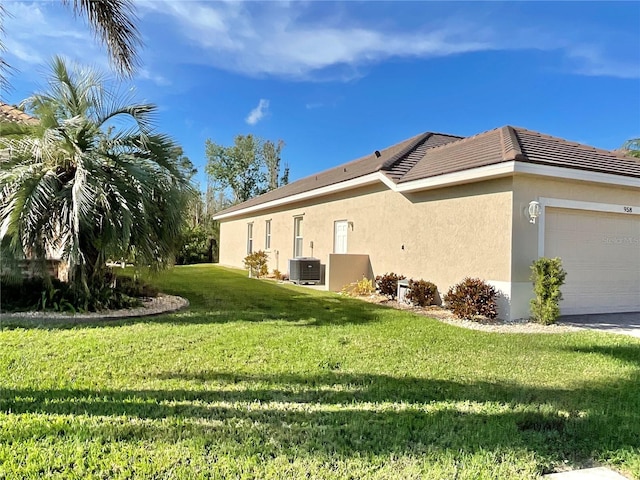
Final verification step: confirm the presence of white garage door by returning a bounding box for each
[544,207,640,315]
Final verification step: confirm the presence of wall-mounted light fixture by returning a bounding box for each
[527,200,541,224]
[348,221,354,230]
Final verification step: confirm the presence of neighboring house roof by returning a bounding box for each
[214,125,640,220]
[0,102,38,125]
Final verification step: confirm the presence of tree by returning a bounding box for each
[205,134,288,204]
[263,139,289,190]
[622,138,640,158]
[1,0,141,88]
[0,57,193,307]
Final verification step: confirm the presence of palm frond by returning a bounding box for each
[63,0,142,78]
[1,57,193,298]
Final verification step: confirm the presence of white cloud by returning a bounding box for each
[138,68,172,87]
[140,2,494,81]
[3,2,110,81]
[245,99,270,125]
[139,1,639,81]
[565,46,640,80]
[3,0,638,85]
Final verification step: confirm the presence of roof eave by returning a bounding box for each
[212,172,387,221]
[397,160,640,193]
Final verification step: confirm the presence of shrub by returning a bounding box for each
[405,279,438,307]
[444,277,498,320]
[375,272,406,299]
[117,276,159,298]
[272,269,283,281]
[243,250,269,278]
[530,257,567,325]
[341,277,375,297]
[0,274,147,313]
[175,226,213,265]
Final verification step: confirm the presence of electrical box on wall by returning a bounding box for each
[397,279,410,304]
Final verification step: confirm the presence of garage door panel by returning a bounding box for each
[544,207,640,316]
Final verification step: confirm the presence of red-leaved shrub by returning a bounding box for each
[444,277,497,320]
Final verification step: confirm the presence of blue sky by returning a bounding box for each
[2,1,639,189]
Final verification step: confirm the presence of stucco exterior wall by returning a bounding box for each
[508,174,640,319]
[218,178,514,310]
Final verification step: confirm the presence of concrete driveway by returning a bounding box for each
[559,312,640,338]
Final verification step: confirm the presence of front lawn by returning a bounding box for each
[1,265,638,479]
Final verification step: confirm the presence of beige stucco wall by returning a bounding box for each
[219,173,639,320]
[219,178,514,300]
[508,174,640,319]
[327,254,374,291]
[511,175,640,281]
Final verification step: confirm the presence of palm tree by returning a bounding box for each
[1,0,141,87]
[0,56,193,306]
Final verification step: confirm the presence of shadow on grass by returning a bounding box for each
[0,266,391,330]
[2,368,639,471]
[564,344,640,367]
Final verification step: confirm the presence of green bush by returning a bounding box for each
[0,273,148,313]
[405,279,438,307]
[243,250,269,278]
[176,226,213,265]
[444,277,498,320]
[116,276,159,298]
[530,257,567,325]
[375,272,406,299]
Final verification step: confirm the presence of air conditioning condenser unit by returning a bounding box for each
[289,258,321,284]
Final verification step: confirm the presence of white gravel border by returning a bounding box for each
[363,296,582,334]
[1,294,189,323]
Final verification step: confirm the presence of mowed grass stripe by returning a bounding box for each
[1,264,638,479]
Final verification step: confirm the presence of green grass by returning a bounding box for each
[1,264,639,479]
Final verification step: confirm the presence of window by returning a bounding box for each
[265,220,271,249]
[293,216,303,257]
[247,223,253,254]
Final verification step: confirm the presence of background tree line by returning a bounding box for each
[175,134,289,265]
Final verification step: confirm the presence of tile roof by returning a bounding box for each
[400,126,640,182]
[216,131,461,216]
[0,102,38,125]
[214,125,640,218]
[513,127,640,178]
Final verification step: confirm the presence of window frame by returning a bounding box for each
[247,222,254,254]
[265,219,271,250]
[293,216,303,257]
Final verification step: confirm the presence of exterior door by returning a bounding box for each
[334,220,348,254]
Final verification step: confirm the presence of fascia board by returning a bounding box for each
[397,161,639,193]
[396,162,516,193]
[513,163,640,188]
[212,172,383,220]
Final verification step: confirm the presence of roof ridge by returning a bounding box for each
[379,132,432,171]
[412,126,502,155]
[379,132,465,172]
[500,126,526,161]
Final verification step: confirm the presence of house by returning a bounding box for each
[0,102,38,125]
[213,126,640,321]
